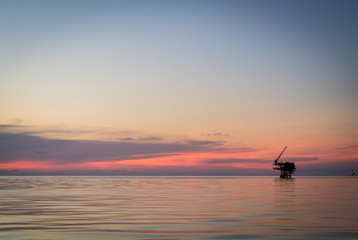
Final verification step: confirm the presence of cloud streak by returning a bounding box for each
[0,132,226,164]
[285,157,319,162]
[330,145,358,151]
[204,158,267,164]
[204,157,319,165]
[0,126,340,176]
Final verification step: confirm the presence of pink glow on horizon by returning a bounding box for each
[0,160,94,172]
[0,139,356,175]
[0,150,270,172]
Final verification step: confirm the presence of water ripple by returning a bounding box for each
[1,176,357,240]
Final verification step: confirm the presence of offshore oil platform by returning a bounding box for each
[273,146,296,179]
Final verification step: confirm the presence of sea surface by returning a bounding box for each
[0,176,357,240]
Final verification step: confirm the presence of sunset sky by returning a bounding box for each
[1,0,357,175]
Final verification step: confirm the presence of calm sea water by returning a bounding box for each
[0,176,357,240]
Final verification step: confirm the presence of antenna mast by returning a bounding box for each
[274,146,287,164]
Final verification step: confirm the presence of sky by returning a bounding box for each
[1,0,358,175]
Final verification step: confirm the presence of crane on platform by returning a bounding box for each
[273,146,296,179]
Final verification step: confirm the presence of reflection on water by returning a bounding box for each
[0,176,357,239]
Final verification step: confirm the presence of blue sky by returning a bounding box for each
[1,0,357,175]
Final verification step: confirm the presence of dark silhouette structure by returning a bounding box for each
[273,146,296,179]
[350,169,356,176]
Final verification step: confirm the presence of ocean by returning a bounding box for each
[0,176,357,240]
